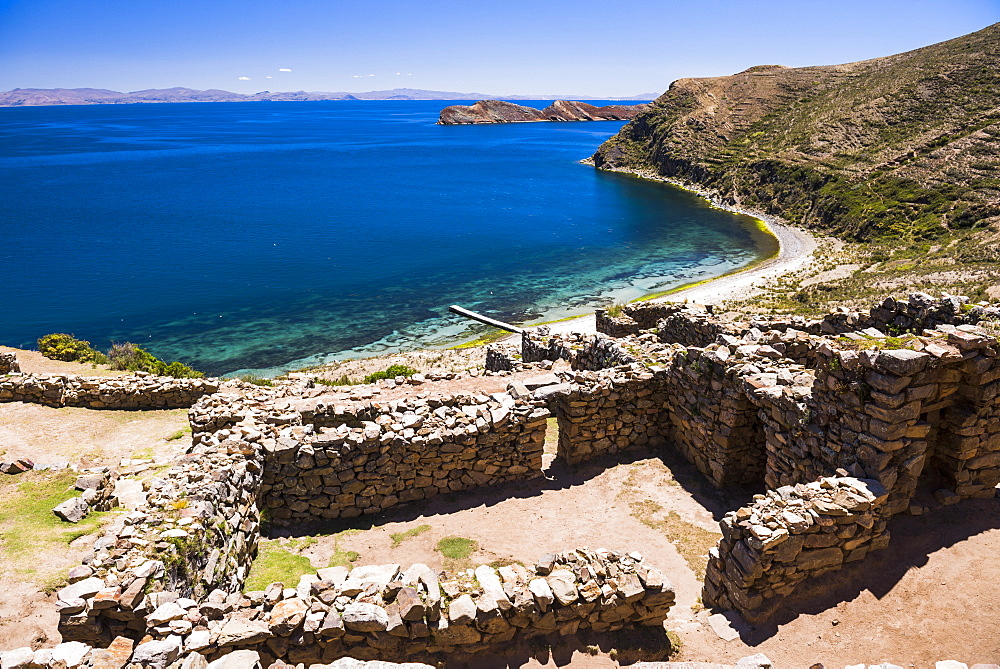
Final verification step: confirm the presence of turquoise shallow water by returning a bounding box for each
[0,101,765,376]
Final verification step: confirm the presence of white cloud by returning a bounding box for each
[395,72,401,75]
[351,74,376,78]
[279,68,292,72]
[266,76,273,79]
[238,76,251,80]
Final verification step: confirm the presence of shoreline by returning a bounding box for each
[519,165,818,337]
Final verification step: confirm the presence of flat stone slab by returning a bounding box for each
[708,612,741,641]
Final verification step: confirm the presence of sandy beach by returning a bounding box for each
[534,168,818,336]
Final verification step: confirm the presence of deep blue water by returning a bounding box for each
[0,101,767,376]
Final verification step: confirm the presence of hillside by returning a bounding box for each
[593,24,1000,244]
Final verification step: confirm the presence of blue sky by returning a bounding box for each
[0,0,997,97]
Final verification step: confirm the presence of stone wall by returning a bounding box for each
[596,302,710,339]
[703,476,890,622]
[551,366,672,465]
[740,326,1000,516]
[818,292,1000,335]
[0,352,19,374]
[56,547,674,667]
[58,423,265,644]
[0,372,218,409]
[258,392,548,525]
[520,330,638,371]
[658,346,768,488]
[22,290,1000,664]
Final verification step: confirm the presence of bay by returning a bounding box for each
[0,100,766,376]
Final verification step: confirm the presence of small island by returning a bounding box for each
[438,99,649,124]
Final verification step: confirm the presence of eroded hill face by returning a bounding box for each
[593,24,1000,242]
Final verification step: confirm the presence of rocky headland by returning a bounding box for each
[590,23,1000,314]
[438,99,649,124]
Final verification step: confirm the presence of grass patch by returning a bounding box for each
[436,535,478,559]
[530,313,586,327]
[450,330,510,349]
[605,302,627,318]
[328,545,361,569]
[436,535,479,571]
[0,471,110,567]
[165,426,190,441]
[243,540,316,591]
[629,499,720,580]
[361,365,417,384]
[544,417,559,456]
[327,528,362,568]
[390,524,431,547]
[835,333,924,351]
[236,375,273,387]
[315,375,353,387]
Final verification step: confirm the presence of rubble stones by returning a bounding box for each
[341,603,390,632]
[53,496,91,523]
[0,459,33,475]
[130,637,182,669]
[0,352,19,375]
[206,650,261,669]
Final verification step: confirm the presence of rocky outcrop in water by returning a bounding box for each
[439,99,648,125]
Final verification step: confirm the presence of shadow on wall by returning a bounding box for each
[265,443,756,540]
[734,496,1000,643]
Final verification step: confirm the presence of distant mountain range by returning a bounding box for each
[0,87,658,107]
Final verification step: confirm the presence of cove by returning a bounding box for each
[0,100,768,376]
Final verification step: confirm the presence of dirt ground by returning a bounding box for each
[0,345,126,377]
[0,403,190,469]
[268,441,1000,668]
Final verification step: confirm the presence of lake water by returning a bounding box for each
[0,101,768,376]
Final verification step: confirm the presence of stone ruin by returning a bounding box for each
[1,290,999,668]
[494,293,1000,623]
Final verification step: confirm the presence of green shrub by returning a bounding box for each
[107,342,204,378]
[435,536,478,560]
[237,375,273,387]
[361,364,417,385]
[605,302,627,318]
[37,333,107,364]
[315,375,353,387]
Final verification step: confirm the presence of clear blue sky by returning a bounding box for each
[0,0,997,97]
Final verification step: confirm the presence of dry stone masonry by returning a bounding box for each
[703,476,890,621]
[0,372,218,409]
[3,290,999,667]
[257,391,548,524]
[0,351,20,374]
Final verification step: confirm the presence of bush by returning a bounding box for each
[237,375,273,387]
[361,364,417,384]
[37,333,107,364]
[315,375,353,387]
[107,342,203,378]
